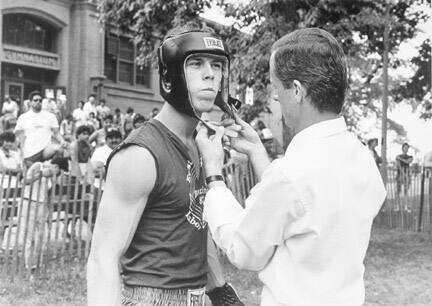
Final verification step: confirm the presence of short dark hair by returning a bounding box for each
[271,28,348,114]
[104,114,113,121]
[126,107,134,114]
[29,91,42,101]
[76,125,91,136]
[51,157,69,172]
[133,114,146,125]
[0,131,16,143]
[100,98,106,104]
[106,128,122,140]
[402,142,410,149]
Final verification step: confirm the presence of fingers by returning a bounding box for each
[233,113,248,127]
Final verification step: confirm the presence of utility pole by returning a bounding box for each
[381,1,390,183]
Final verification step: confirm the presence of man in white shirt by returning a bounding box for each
[2,94,19,118]
[72,100,87,128]
[14,91,65,168]
[90,128,122,179]
[95,99,111,120]
[83,94,98,120]
[196,28,387,306]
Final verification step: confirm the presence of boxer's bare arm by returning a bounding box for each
[87,145,156,306]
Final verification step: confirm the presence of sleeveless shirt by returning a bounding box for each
[106,119,208,289]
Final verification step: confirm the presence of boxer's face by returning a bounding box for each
[184,54,225,115]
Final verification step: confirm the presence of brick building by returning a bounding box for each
[0,0,164,116]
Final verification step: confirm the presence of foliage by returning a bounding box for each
[218,0,428,127]
[393,39,431,120]
[98,0,214,67]
[98,0,429,131]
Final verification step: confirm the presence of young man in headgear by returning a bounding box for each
[87,24,243,306]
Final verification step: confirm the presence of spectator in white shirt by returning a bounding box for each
[91,128,122,179]
[73,101,87,128]
[196,28,387,306]
[2,94,19,118]
[14,91,66,168]
[83,94,98,120]
[0,131,22,188]
[96,99,111,120]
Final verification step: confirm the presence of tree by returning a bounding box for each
[218,0,428,132]
[393,39,431,119]
[98,0,429,143]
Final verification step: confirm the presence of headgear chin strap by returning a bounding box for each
[158,31,234,118]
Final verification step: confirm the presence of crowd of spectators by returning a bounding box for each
[0,92,160,186]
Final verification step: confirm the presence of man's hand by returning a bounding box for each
[195,123,225,176]
[225,115,263,156]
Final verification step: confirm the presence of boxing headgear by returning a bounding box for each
[158,31,233,118]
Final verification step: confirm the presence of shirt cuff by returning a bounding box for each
[204,185,244,230]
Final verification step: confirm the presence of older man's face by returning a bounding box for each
[269,53,299,131]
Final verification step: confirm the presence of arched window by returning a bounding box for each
[2,14,56,52]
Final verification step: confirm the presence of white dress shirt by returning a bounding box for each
[204,117,386,306]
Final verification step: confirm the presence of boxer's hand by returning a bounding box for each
[196,122,225,176]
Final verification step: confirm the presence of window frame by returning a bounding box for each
[104,34,150,88]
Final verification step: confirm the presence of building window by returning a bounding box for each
[104,35,150,87]
[2,14,56,52]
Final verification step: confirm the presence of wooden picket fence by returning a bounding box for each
[0,168,103,279]
[0,162,430,279]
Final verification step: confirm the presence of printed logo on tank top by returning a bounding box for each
[185,159,208,230]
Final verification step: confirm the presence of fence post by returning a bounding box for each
[418,168,426,232]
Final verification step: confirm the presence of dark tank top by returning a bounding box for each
[106,119,208,289]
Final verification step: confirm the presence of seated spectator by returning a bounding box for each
[0,132,22,188]
[113,108,123,128]
[132,113,146,129]
[89,114,113,147]
[14,91,66,168]
[2,95,19,118]
[42,98,59,117]
[60,114,75,142]
[123,107,135,137]
[91,128,122,188]
[0,113,17,134]
[73,101,87,128]
[96,99,111,120]
[86,112,100,135]
[69,125,93,179]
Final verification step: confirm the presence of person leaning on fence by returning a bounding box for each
[69,125,93,180]
[87,25,244,306]
[396,142,413,198]
[0,131,22,188]
[195,28,387,306]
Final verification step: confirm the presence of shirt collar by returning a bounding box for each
[287,117,347,151]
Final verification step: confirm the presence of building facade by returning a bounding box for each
[0,0,164,115]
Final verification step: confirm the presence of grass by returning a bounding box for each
[0,227,431,306]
